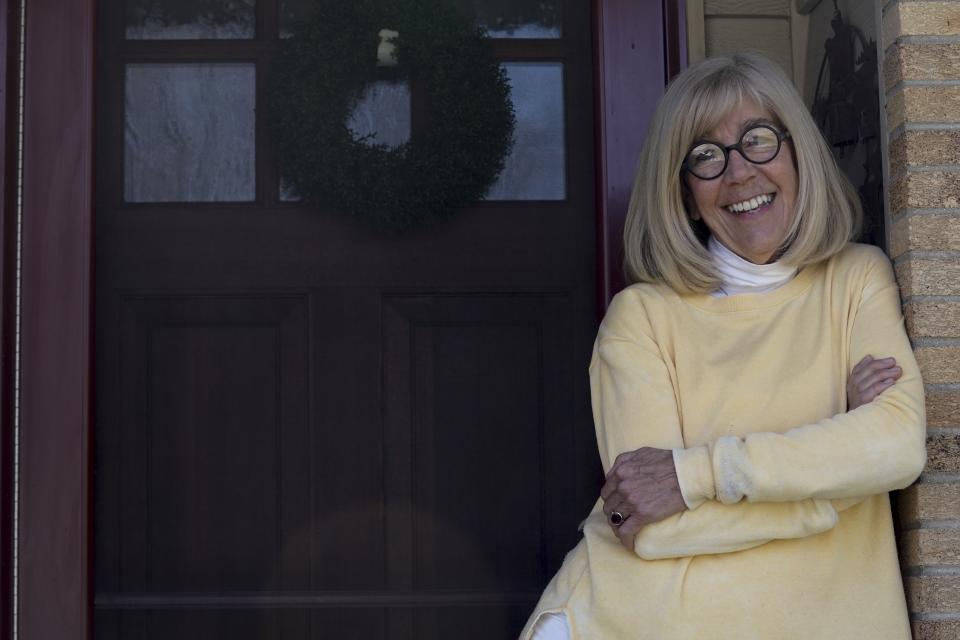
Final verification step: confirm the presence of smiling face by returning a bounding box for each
[684,100,799,264]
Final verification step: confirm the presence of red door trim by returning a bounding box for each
[13,0,96,639]
[0,1,684,638]
[594,0,686,312]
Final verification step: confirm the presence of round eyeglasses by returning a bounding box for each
[681,125,791,180]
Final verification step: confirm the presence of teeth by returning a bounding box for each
[726,193,772,214]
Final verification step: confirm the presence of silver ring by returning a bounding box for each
[609,511,625,526]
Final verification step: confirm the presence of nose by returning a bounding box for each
[724,148,757,183]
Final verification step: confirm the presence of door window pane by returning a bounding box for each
[125,0,255,39]
[461,0,561,38]
[124,64,256,203]
[486,62,565,201]
[347,81,412,149]
[280,80,411,201]
[281,0,561,39]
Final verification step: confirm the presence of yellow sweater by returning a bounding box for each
[521,244,926,639]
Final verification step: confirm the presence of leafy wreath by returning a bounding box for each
[266,0,516,231]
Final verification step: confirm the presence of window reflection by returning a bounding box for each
[281,0,561,39]
[125,64,256,203]
[460,0,561,38]
[125,0,255,40]
[486,62,566,201]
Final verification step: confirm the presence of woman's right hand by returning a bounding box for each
[600,447,687,549]
[847,355,901,410]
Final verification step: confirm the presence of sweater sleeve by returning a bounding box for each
[591,323,853,559]
[675,251,927,506]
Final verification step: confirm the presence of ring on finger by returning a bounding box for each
[609,511,626,526]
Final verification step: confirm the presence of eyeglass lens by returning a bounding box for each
[685,125,783,180]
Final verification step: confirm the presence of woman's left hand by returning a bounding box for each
[847,355,901,410]
[600,447,687,549]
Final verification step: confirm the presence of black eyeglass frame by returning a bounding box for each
[681,125,792,181]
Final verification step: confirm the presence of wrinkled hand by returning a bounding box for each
[847,355,901,411]
[600,447,687,549]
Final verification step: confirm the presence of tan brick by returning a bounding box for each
[906,575,960,612]
[927,387,960,427]
[901,528,960,566]
[885,44,960,91]
[913,619,960,640]
[905,299,960,337]
[891,215,960,258]
[928,431,960,471]
[900,482,960,523]
[889,172,960,214]
[886,86,960,132]
[897,258,960,296]
[885,2,960,44]
[889,131,960,171]
[916,347,960,384]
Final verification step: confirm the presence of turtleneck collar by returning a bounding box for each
[708,235,798,298]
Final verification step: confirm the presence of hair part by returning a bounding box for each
[623,52,862,294]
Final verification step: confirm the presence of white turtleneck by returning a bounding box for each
[708,235,798,297]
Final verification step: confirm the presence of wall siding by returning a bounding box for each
[688,0,808,95]
[704,17,793,72]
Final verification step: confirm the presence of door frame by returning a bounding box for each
[0,1,683,638]
[1,0,98,639]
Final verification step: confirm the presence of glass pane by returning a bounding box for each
[280,80,411,202]
[486,62,565,201]
[282,0,560,40]
[125,0,255,39]
[347,81,412,149]
[124,64,256,203]
[461,0,561,38]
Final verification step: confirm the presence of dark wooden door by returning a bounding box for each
[93,2,603,638]
[3,0,679,638]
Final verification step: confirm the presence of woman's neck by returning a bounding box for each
[709,236,797,297]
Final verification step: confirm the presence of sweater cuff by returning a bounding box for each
[672,446,715,510]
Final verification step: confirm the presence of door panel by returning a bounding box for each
[382,294,580,593]
[107,296,310,593]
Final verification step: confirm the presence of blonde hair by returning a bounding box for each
[623,52,862,293]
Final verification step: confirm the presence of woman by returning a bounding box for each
[520,52,926,639]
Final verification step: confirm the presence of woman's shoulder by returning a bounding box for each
[823,242,896,287]
[600,282,680,341]
[607,281,681,316]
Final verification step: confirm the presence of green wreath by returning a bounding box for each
[267,0,516,231]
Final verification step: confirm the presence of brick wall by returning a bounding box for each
[883,1,960,637]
